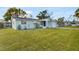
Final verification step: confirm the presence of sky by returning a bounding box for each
[0,7,78,21]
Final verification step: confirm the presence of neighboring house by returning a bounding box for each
[71,21,79,26]
[0,19,5,28]
[64,21,72,26]
[3,21,12,28]
[0,19,12,28]
[11,15,58,30]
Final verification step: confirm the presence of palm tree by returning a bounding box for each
[36,10,50,19]
[18,8,26,15]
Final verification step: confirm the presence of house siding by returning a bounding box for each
[12,18,17,29]
[38,19,58,28]
[12,17,58,30]
[46,21,57,28]
[15,20,36,30]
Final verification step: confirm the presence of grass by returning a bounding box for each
[0,28,79,51]
[64,26,79,28]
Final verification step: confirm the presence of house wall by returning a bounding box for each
[16,20,36,30]
[39,19,58,28]
[12,18,58,30]
[12,17,36,30]
[50,22,58,28]
[25,21,36,29]
[12,18,17,29]
[38,19,50,28]
[46,21,57,28]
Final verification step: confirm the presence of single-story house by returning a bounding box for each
[4,21,12,28]
[11,15,58,30]
[0,19,4,28]
[37,19,58,28]
[64,21,72,26]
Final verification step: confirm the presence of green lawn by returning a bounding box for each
[64,26,79,28]
[0,28,79,51]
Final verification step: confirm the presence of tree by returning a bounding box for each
[75,8,79,21]
[3,7,26,21]
[36,10,50,19]
[57,17,65,27]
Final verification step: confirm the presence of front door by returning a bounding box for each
[43,21,46,26]
[41,21,46,26]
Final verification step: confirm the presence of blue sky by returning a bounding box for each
[0,7,78,21]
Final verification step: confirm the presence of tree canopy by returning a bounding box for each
[75,8,79,18]
[3,7,26,21]
[36,10,50,19]
[57,17,65,27]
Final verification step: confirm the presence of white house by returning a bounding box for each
[37,18,58,28]
[11,15,58,30]
[12,17,36,30]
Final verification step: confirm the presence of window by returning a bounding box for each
[21,20,26,24]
